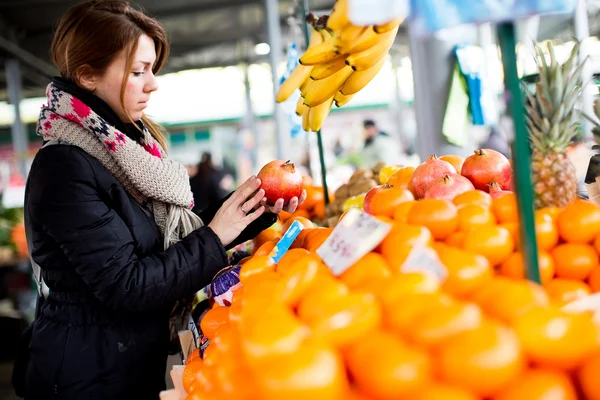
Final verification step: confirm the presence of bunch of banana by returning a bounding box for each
[276,0,404,133]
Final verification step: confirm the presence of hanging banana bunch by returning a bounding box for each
[275,0,404,133]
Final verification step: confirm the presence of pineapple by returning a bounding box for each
[525,41,583,209]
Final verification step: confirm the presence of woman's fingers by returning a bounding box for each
[230,176,261,205]
[241,189,265,213]
[245,205,266,223]
[283,196,299,213]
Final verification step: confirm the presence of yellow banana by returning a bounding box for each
[340,26,395,55]
[299,38,339,65]
[327,0,349,31]
[300,77,311,97]
[374,17,405,34]
[276,65,313,103]
[303,66,353,107]
[320,27,334,41]
[310,56,346,80]
[308,26,325,48]
[295,96,305,116]
[334,91,354,107]
[309,97,334,132]
[335,24,367,51]
[341,56,386,95]
[301,105,311,131]
[345,26,397,71]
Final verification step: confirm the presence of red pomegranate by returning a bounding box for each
[410,155,456,198]
[461,149,512,192]
[363,185,386,215]
[257,160,303,205]
[424,174,475,201]
[488,181,513,199]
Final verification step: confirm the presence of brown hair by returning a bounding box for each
[51,0,169,150]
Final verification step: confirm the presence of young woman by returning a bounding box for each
[20,1,305,398]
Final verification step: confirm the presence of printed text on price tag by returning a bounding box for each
[317,208,392,276]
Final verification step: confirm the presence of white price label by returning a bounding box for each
[348,0,410,26]
[400,245,448,282]
[317,208,392,276]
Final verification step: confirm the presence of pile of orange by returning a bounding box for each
[181,159,600,400]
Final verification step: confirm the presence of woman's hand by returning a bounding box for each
[257,189,308,214]
[208,176,266,246]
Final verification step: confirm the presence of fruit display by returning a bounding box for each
[276,0,403,132]
[175,141,600,399]
[257,160,303,205]
[524,41,582,209]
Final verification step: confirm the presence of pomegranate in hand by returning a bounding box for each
[461,149,512,192]
[257,160,303,205]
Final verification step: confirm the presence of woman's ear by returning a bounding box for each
[74,65,97,92]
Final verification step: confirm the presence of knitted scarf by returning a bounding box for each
[37,83,203,248]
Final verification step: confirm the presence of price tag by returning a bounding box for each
[400,245,448,282]
[269,220,304,264]
[348,0,410,26]
[317,208,392,276]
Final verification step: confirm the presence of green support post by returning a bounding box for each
[496,22,541,284]
[300,0,330,205]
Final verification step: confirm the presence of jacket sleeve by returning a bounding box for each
[30,146,229,313]
[198,193,278,250]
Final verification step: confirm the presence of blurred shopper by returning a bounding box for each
[190,152,233,213]
[480,125,511,158]
[13,2,305,399]
[361,119,404,167]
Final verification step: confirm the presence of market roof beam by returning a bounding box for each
[150,0,261,18]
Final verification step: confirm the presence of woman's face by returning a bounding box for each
[93,34,159,122]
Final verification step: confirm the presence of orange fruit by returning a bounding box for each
[301,186,324,211]
[290,228,311,249]
[276,248,311,274]
[407,301,483,348]
[551,243,598,280]
[213,363,257,400]
[253,227,282,249]
[240,304,310,361]
[184,360,218,395]
[278,253,321,307]
[379,165,402,184]
[385,292,453,334]
[536,207,562,222]
[471,277,549,323]
[211,323,242,358]
[282,216,314,233]
[346,330,431,399]
[492,192,518,223]
[407,199,459,240]
[253,341,348,400]
[392,200,415,222]
[186,348,201,364]
[387,166,415,188]
[313,200,326,218]
[340,252,391,290]
[378,272,440,308]
[593,232,600,254]
[557,199,600,244]
[253,240,279,257]
[502,214,559,252]
[434,244,493,297]
[494,369,577,400]
[278,210,292,222]
[578,351,600,400]
[514,306,598,370]
[440,154,465,174]
[499,251,555,284]
[304,228,333,252]
[499,222,519,245]
[438,320,525,397]
[414,383,477,400]
[445,231,465,248]
[200,306,230,340]
[306,292,382,348]
[297,276,349,322]
[544,278,592,306]
[380,224,433,269]
[239,255,276,282]
[286,208,311,220]
[456,203,496,231]
[367,186,415,218]
[462,225,515,266]
[589,267,600,292]
[453,189,492,208]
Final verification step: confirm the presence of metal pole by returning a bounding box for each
[6,58,29,178]
[242,64,259,169]
[575,0,594,139]
[497,23,541,284]
[264,0,289,160]
[299,0,330,204]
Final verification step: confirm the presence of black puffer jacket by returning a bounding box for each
[23,79,276,400]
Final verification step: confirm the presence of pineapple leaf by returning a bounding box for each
[526,104,543,129]
[536,89,554,119]
[595,99,600,120]
[551,104,565,126]
[583,111,600,128]
[562,42,580,76]
[563,60,586,97]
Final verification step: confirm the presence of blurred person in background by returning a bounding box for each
[361,119,404,167]
[14,2,305,399]
[480,125,511,158]
[190,152,234,213]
